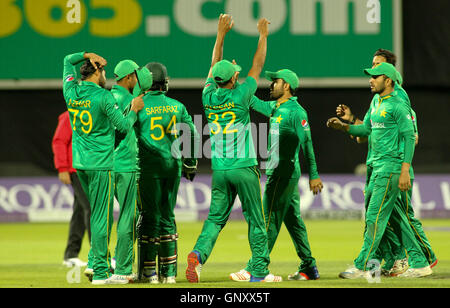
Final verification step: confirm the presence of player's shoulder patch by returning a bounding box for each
[65,75,75,82]
[203,82,216,94]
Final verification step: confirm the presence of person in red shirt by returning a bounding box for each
[52,111,91,267]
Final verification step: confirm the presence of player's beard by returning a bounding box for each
[270,82,283,100]
[128,82,137,93]
[270,88,283,100]
[370,83,385,94]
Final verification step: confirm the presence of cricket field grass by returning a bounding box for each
[0,219,449,288]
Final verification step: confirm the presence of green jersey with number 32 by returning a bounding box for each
[202,76,259,171]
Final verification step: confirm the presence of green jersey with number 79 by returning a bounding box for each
[63,52,137,170]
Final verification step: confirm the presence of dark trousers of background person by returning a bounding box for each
[64,172,92,260]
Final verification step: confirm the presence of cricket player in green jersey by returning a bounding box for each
[134,62,199,284]
[338,105,437,275]
[101,59,141,284]
[327,62,432,278]
[62,52,145,284]
[230,69,323,282]
[335,49,437,275]
[186,14,282,283]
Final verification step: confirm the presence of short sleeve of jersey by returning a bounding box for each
[236,76,258,107]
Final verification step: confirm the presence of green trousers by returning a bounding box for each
[398,185,436,265]
[246,176,315,273]
[364,168,405,269]
[113,171,138,276]
[137,174,180,277]
[77,170,114,280]
[354,172,429,270]
[365,167,436,268]
[193,166,270,278]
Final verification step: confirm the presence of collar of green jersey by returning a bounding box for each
[112,84,131,94]
[81,80,102,88]
[276,96,298,107]
[379,90,398,101]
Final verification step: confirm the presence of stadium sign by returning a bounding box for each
[1,174,449,222]
[0,0,401,88]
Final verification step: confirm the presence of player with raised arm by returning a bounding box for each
[186,14,282,283]
[62,52,144,284]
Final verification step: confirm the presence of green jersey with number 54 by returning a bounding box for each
[63,52,137,170]
[135,91,198,177]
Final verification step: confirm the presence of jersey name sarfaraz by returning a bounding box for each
[146,105,178,115]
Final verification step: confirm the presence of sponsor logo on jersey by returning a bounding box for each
[65,75,75,82]
[371,120,385,128]
[407,114,416,123]
[301,120,309,128]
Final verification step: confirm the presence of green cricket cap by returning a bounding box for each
[212,60,241,84]
[265,69,300,90]
[114,60,139,81]
[364,62,400,83]
[132,67,153,97]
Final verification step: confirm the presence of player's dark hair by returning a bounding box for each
[282,80,296,96]
[374,49,397,66]
[216,78,232,88]
[289,87,296,96]
[381,75,396,88]
[80,60,102,80]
